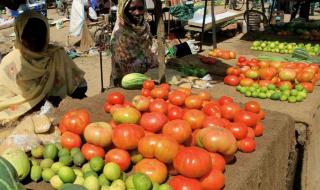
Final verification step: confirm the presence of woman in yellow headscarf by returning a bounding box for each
[110,0,158,86]
[0,10,86,124]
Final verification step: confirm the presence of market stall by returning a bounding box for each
[19,87,295,190]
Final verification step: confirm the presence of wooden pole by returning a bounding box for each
[154,0,166,83]
[246,0,250,32]
[200,0,208,51]
[211,0,217,49]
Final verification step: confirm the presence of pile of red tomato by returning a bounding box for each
[59,80,266,190]
[208,48,236,60]
[224,56,320,92]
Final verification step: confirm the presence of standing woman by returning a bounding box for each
[110,0,157,87]
[0,10,86,123]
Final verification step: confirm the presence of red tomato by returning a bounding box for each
[247,127,255,138]
[227,67,241,76]
[132,95,150,112]
[198,91,211,101]
[183,109,206,130]
[154,135,180,164]
[81,143,105,160]
[160,83,171,91]
[149,99,168,114]
[258,60,270,68]
[140,112,168,132]
[176,88,191,96]
[209,153,225,172]
[224,75,240,86]
[107,92,125,105]
[185,95,203,109]
[202,103,221,117]
[220,102,241,120]
[238,56,247,63]
[138,134,180,164]
[167,106,185,120]
[59,120,68,133]
[196,127,237,156]
[162,119,192,144]
[229,51,236,59]
[143,80,155,90]
[151,87,169,99]
[134,158,168,184]
[257,110,266,120]
[60,131,82,150]
[228,122,248,140]
[110,119,117,128]
[259,67,277,80]
[237,138,256,153]
[301,82,314,93]
[169,175,203,190]
[244,101,261,114]
[112,124,145,150]
[173,147,212,178]
[123,101,133,108]
[218,96,233,105]
[141,88,151,97]
[296,71,315,83]
[138,135,159,158]
[184,129,199,147]
[168,91,187,106]
[200,169,225,190]
[103,102,113,113]
[240,78,254,87]
[84,122,113,148]
[105,148,131,171]
[234,110,258,128]
[60,109,90,135]
[203,116,225,128]
[254,122,264,137]
[259,80,273,87]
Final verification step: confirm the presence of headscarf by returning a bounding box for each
[110,0,157,83]
[0,10,85,123]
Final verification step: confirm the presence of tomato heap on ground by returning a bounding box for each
[224,56,320,103]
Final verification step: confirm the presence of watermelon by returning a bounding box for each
[0,157,25,190]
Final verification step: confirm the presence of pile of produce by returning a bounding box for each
[224,56,320,103]
[1,81,267,190]
[208,48,236,60]
[271,19,320,40]
[251,41,320,56]
[177,65,209,78]
[199,55,217,65]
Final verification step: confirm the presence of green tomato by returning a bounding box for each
[280,95,288,101]
[267,84,276,90]
[296,95,304,102]
[288,96,297,103]
[298,91,307,98]
[266,91,274,98]
[283,90,291,96]
[245,91,252,97]
[260,87,268,93]
[270,92,281,100]
[252,83,259,89]
[236,85,242,91]
[280,85,289,91]
[249,86,256,92]
[252,91,259,98]
[240,87,247,94]
[258,93,267,99]
[290,89,298,96]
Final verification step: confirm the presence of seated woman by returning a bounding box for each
[110,0,157,86]
[0,10,86,123]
